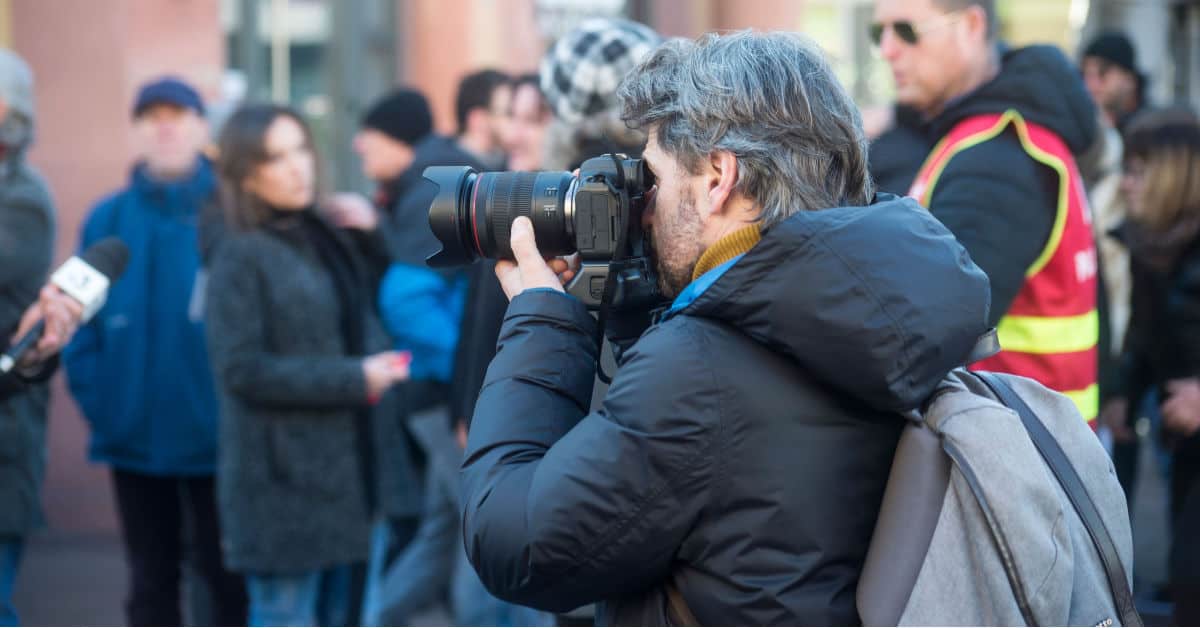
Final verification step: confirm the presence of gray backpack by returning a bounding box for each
[857,367,1142,626]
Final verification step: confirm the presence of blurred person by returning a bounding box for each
[461,30,991,625]
[448,74,551,438]
[61,76,247,626]
[539,19,661,171]
[330,86,479,625]
[503,74,552,171]
[1103,108,1200,623]
[455,69,511,170]
[204,104,411,627]
[0,48,54,628]
[1081,32,1147,134]
[874,0,1101,425]
[349,80,536,626]
[1078,35,1138,485]
[864,103,930,194]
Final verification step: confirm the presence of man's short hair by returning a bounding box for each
[618,30,872,228]
[935,0,997,39]
[455,69,509,135]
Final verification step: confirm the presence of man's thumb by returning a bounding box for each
[510,216,541,265]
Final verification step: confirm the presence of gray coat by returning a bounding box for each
[204,216,421,574]
[0,155,55,537]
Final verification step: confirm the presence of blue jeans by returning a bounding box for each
[363,408,551,626]
[0,540,21,627]
[245,566,354,627]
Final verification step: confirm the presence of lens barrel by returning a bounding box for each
[424,166,575,266]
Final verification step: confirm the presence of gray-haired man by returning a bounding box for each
[459,30,992,624]
[0,48,56,626]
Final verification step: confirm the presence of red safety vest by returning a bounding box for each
[909,110,1099,425]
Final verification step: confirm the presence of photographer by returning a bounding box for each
[460,31,992,624]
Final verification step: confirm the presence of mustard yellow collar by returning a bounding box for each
[691,224,762,281]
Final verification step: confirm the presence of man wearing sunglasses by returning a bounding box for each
[872,0,1103,428]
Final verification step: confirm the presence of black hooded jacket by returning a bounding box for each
[461,194,991,625]
[919,45,1098,325]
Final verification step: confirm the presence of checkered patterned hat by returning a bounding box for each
[539,18,661,124]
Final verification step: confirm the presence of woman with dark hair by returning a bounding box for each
[204,104,413,626]
[1106,107,1200,623]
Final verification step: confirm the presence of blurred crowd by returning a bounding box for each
[0,0,1197,626]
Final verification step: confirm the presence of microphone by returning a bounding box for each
[0,238,130,374]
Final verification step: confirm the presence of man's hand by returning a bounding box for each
[324,192,380,231]
[1163,378,1200,438]
[1099,397,1134,443]
[494,217,578,301]
[12,285,84,369]
[362,350,411,403]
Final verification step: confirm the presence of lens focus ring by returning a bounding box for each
[488,173,537,259]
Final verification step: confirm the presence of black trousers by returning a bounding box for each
[111,469,247,626]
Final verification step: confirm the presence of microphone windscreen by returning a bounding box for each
[79,237,130,281]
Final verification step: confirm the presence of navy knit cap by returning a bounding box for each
[133,76,205,118]
[1082,32,1138,75]
[361,88,433,146]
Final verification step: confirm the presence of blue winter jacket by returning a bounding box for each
[63,158,219,476]
[378,264,466,382]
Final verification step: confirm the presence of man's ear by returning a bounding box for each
[0,97,9,124]
[705,149,739,217]
[961,5,989,46]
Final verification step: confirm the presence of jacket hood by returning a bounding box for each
[676,193,991,412]
[933,44,1098,155]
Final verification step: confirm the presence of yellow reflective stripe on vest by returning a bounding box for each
[918,109,1071,278]
[1063,383,1099,422]
[996,310,1099,354]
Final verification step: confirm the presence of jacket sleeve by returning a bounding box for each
[205,239,369,409]
[378,264,463,381]
[462,290,719,612]
[928,134,1058,326]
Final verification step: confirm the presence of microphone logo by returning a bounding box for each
[51,257,111,322]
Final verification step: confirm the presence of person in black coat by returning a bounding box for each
[460,31,992,625]
[204,104,413,626]
[1105,108,1200,624]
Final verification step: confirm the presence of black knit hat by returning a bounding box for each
[1082,32,1138,75]
[361,88,433,146]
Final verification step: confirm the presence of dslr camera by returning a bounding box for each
[424,154,661,311]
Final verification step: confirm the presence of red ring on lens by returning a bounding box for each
[470,174,484,257]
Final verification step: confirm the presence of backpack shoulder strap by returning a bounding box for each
[974,372,1143,627]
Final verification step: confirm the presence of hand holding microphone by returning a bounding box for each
[1,238,130,375]
[9,285,85,372]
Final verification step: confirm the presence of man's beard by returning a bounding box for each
[645,191,703,300]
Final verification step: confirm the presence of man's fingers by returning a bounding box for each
[510,217,545,268]
[494,259,523,301]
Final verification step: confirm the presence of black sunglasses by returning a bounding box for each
[870,21,920,46]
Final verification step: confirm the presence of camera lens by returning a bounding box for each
[424,166,576,266]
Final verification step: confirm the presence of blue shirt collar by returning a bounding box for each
[660,254,744,322]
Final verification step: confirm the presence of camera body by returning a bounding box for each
[424,154,661,311]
